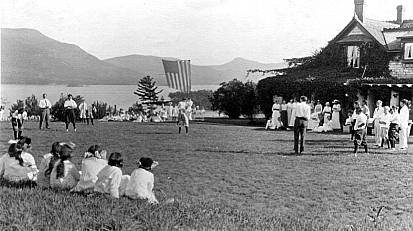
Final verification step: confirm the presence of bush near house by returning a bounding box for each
[209,79,258,119]
[255,41,395,118]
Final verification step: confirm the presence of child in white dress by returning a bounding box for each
[72,145,108,193]
[94,152,130,198]
[37,142,61,188]
[17,137,39,181]
[50,143,80,190]
[125,157,159,204]
[0,143,37,184]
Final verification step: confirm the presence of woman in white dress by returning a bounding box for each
[322,102,332,125]
[314,100,323,115]
[271,99,282,129]
[331,100,342,130]
[286,99,293,126]
[288,99,297,127]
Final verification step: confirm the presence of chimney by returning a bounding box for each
[354,0,365,22]
[396,5,404,24]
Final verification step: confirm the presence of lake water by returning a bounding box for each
[0,84,219,111]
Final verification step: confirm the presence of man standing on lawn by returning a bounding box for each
[39,93,51,129]
[294,96,311,154]
[64,94,77,132]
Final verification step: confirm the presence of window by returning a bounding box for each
[404,43,413,60]
[347,46,360,68]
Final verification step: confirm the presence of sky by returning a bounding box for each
[1,0,413,65]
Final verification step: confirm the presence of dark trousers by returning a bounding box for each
[350,120,356,140]
[11,118,23,139]
[388,123,399,149]
[39,108,50,129]
[354,128,368,153]
[280,110,288,128]
[65,109,76,129]
[294,117,307,153]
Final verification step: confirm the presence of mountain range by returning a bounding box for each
[1,28,286,85]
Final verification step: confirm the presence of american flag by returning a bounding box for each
[162,59,191,93]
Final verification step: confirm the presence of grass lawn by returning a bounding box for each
[0,120,412,230]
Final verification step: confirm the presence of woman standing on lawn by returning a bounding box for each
[331,100,342,131]
[271,98,282,129]
[322,102,332,126]
[288,99,297,128]
[280,100,288,129]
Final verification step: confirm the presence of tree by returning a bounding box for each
[169,90,213,109]
[51,95,84,121]
[93,101,109,119]
[240,82,258,120]
[10,95,41,116]
[210,79,258,119]
[134,76,163,105]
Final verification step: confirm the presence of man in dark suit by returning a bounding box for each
[294,96,311,154]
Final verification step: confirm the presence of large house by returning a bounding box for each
[332,0,413,112]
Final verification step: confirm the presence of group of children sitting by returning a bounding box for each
[0,137,159,204]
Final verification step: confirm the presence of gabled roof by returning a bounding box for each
[332,15,413,51]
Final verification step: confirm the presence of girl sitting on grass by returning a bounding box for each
[94,152,130,198]
[50,143,80,190]
[0,142,37,186]
[125,157,159,204]
[18,137,39,181]
[71,145,108,193]
[37,142,61,188]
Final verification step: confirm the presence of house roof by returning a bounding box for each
[333,15,413,51]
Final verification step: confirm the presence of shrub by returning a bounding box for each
[210,79,258,119]
[10,95,41,117]
[51,95,84,121]
[169,90,213,109]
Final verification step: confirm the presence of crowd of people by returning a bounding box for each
[267,96,412,155]
[5,93,207,137]
[266,98,346,132]
[0,137,161,204]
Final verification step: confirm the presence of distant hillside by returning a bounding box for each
[1,28,287,85]
[1,28,137,85]
[104,55,287,85]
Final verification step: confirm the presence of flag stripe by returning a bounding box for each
[162,59,191,93]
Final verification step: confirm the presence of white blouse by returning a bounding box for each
[94,165,123,198]
[0,153,37,182]
[72,157,107,192]
[50,160,80,190]
[125,168,158,204]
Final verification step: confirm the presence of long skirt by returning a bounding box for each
[280,110,288,128]
[271,110,281,128]
[388,123,399,149]
[331,111,341,130]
